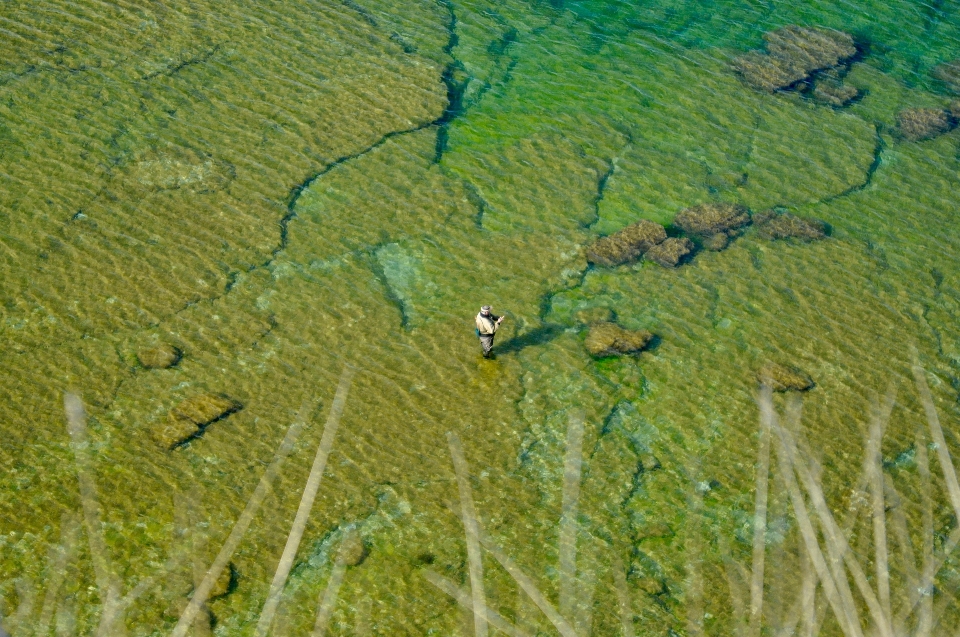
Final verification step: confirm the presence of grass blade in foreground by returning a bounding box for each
[448,431,489,637]
[255,365,355,637]
[748,386,773,637]
[422,570,531,637]
[64,393,124,637]
[559,410,585,624]
[171,397,315,637]
[764,391,863,637]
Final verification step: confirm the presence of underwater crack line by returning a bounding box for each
[140,43,223,81]
[818,122,885,205]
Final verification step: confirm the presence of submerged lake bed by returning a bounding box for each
[2,1,960,635]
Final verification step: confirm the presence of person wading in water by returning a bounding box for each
[475,305,504,358]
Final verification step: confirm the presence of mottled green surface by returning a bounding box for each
[2,1,960,635]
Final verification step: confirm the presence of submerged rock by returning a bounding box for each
[338,532,368,566]
[586,219,667,267]
[155,393,242,449]
[137,344,182,369]
[733,51,807,92]
[735,25,856,92]
[645,237,694,268]
[208,564,234,598]
[897,108,954,142]
[764,26,856,74]
[949,100,960,121]
[674,202,751,239]
[584,322,653,358]
[756,210,827,241]
[758,362,815,392]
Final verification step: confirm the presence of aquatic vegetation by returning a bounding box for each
[674,202,752,243]
[734,25,856,92]
[645,237,694,268]
[897,107,954,141]
[755,210,828,241]
[585,219,666,267]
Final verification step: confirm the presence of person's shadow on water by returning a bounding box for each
[492,324,565,356]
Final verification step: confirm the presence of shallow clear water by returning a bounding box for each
[3,1,960,635]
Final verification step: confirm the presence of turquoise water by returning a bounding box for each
[2,1,960,635]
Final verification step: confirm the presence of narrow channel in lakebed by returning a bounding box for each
[2,1,960,635]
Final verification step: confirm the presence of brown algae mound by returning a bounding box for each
[136,343,182,369]
[757,362,815,391]
[674,202,751,245]
[155,393,242,449]
[586,219,667,266]
[897,107,955,141]
[755,210,828,241]
[734,25,856,92]
[584,321,653,357]
[646,237,694,268]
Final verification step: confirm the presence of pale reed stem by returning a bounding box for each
[765,391,863,637]
[36,515,81,637]
[171,396,315,637]
[866,398,892,625]
[911,360,960,519]
[444,503,579,637]
[559,410,585,624]
[611,549,635,637]
[447,431,488,637]
[422,571,532,637]
[63,393,123,637]
[254,366,355,637]
[748,385,774,637]
[311,559,346,637]
[785,422,894,637]
[916,427,934,637]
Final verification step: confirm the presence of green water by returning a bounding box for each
[3,0,960,635]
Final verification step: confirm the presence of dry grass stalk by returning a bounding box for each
[749,385,774,637]
[763,389,864,637]
[916,426,934,637]
[911,363,960,521]
[559,410,585,624]
[476,532,578,637]
[882,476,920,635]
[37,513,80,635]
[865,395,893,625]
[311,538,353,637]
[786,423,893,637]
[171,396,315,637]
[610,549,635,637]
[421,571,532,637]
[447,431,489,637]
[36,514,81,637]
[63,393,124,637]
[255,366,355,637]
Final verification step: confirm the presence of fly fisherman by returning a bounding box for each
[475,305,504,359]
